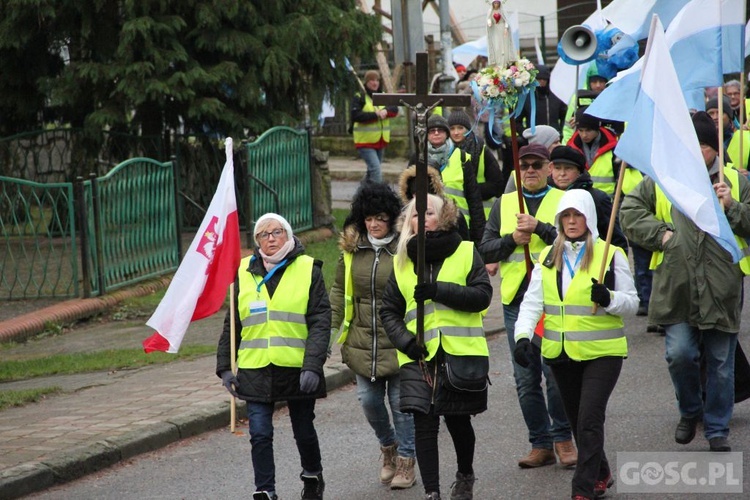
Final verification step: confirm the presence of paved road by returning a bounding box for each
[27,311,750,499]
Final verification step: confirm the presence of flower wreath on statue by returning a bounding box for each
[470,58,539,137]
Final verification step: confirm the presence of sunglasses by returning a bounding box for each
[519,161,548,171]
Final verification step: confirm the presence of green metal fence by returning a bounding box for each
[245,126,313,243]
[83,158,180,295]
[0,177,79,299]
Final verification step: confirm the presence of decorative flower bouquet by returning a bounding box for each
[474,58,539,111]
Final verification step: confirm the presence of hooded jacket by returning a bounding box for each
[620,163,750,332]
[216,238,331,402]
[329,225,400,379]
[379,200,493,415]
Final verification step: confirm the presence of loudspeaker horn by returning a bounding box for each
[557,25,598,65]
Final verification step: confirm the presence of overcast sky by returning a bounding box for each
[373,0,560,42]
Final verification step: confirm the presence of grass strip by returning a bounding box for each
[0,387,62,410]
[0,345,215,382]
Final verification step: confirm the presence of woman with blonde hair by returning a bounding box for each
[513,190,638,500]
[380,193,492,500]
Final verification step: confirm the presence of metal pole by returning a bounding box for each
[171,154,183,260]
[439,0,454,94]
[90,173,106,296]
[540,16,546,60]
[75,176,91,298]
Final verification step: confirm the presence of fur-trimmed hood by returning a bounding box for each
[338,224,398,254]
[396,193,461,234]
[398,164,445,204]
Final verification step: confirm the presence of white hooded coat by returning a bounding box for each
[513,189,638,342]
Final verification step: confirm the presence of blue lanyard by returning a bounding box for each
[250,256,289,293]
[562,243,585,278]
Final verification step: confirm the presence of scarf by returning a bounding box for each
[581,133,601,168]
[367,232,395,250]
[406,230,462,264]
[428,138,454,169]
[259,239,295,271]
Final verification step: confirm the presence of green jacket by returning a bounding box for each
[330,225,400,379]
[620,170,750,332]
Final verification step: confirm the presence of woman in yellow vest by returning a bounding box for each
[329,182,416,490]
[216,213,330,500]
[380,194,492,500]
[513,190,638,500]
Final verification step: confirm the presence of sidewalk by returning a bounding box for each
[0,155,505,499]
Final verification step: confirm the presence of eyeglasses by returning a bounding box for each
[519,161,548,171]
[428,128,446,134]
[257,228,285,241]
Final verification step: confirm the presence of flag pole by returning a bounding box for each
[718,87,726,184]
[229,282,237,433]
[592,160,628,314]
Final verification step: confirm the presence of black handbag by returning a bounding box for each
[443,353,489,392]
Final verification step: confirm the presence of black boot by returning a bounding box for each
[300,472,325,500]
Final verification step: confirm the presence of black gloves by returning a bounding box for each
[220,370,240,398]
[513,338,539,368]
[590,278,612,308]
[299,370,321,393]
[414,283,438,302]
[403,339,429,361]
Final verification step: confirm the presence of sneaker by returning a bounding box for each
[300,472,325,500]
[675,416,700,444]
[517,448,556,468]
[709,436,731,452]
[252,493,278,500]
[380,443,398,484]
[450,471,475,500]
[554,440,578,467]
[593,474,613,498]
[390,456,417,489]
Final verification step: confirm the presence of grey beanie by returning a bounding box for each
[522,125,560,149]
[448,110,472,131]
[427,114,450,134]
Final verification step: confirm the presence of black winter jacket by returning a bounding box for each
[216,239,331,402]
[379,203,492,416]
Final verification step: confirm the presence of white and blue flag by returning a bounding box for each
[615,15,742,263]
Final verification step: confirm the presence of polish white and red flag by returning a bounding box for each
[143,138,241,353]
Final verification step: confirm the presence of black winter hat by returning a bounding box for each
[705,95,732,117]
[536,65,551,80]
[550,146,586,172]
[692,111,719,152]
[448,110,472,131]
[575,106,601,130]
[427,114,450,134]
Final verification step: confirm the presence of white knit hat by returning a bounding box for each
[522,125,560,149]
[253,213,293,246]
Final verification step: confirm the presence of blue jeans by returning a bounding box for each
[357,147,384,183]
[664,323,737,439]
[356,373,415,458]
[630,242,653,306]
[504,304,572,448]
[247,399,322,492]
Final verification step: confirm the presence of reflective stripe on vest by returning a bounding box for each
[650,168,750,275]
[539,241,628,361]
[588,152,616,196]
[499,188,565,304]
[393,242,488,366]
[353,94,390,145]
[236,255,314,369]
[336,252,355,344]
[441,149,471,223]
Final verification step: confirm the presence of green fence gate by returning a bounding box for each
[245,126,313,244]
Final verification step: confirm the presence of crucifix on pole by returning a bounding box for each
[372,52,470,354]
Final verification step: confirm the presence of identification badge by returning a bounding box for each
[249,301,267,315]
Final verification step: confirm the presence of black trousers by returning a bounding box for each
[550,357,622,499]
[413,411,475,494]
